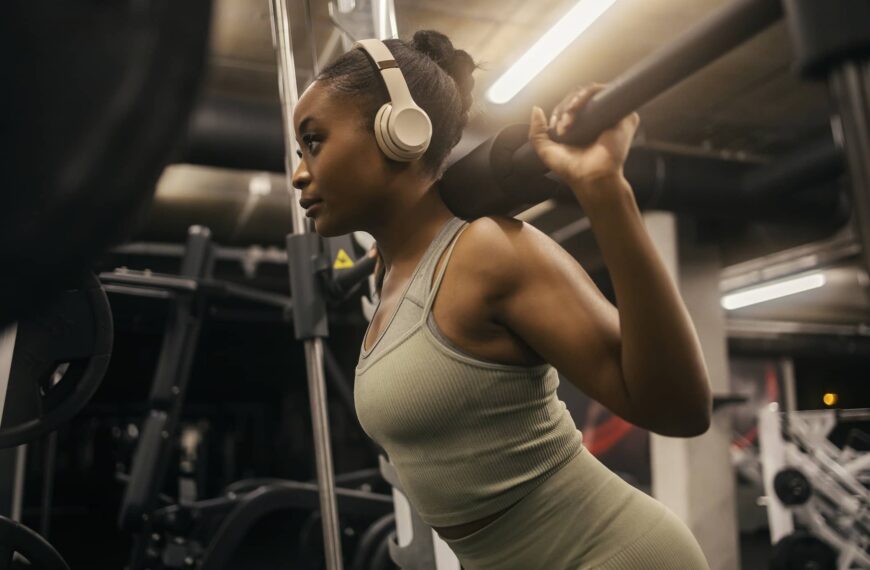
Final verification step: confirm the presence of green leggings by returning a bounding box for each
[440,447,710,569]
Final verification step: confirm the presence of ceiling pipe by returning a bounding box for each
[183,93,286,172]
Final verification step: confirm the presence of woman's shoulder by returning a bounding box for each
[458,214,558,262]
[451,215,555,297]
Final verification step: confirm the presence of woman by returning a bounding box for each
[292,30,712,570]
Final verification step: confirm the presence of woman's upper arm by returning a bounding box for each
[465,216,635,421]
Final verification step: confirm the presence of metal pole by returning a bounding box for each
[40,431,57,538]
[830,61,870,277]
[758,403,795,543]
[781,0,870,274]
[11,445,25,523]
[0,326,18,522]
[268,1,344,569]
[780,358,798,414]
[0,324,17,421]
[511,0,784,176]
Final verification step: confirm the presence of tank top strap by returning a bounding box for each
[403,217,467,308]
[421,220,470,314]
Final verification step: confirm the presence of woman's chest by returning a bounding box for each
[364,264,542,367]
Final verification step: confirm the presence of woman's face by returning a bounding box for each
[292,81,394,237]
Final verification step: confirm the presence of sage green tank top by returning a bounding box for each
[354,216,584,527]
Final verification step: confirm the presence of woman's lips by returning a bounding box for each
[305,201,323,217]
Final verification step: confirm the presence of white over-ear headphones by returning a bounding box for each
[354,39,432,162]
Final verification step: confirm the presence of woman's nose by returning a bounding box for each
[292,161,310,190]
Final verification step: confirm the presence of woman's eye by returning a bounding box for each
[302,134,321,154]
[295,135,321,159]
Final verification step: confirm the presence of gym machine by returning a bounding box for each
[101,224,397,569]
[758,405,870,569]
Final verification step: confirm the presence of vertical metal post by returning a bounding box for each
[40,431,57,537]
[830,61,870,275]
[0,325,18,520]
[783,0,870,275]
[373,0,398,39]
[11,445,25,522]
[0,324,16,422]
[120,226,215,535]
[758,403,795,543]
[0,323,28,521]
[780,357,798,414]
[268,2,344,569]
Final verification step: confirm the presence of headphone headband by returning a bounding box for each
[354,39,416,108]
[353,39,432,162]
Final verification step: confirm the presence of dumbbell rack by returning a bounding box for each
[758,404,870,568]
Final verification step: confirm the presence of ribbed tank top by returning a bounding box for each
[354,216,584,527]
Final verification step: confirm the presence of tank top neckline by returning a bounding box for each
[360,216,458,358]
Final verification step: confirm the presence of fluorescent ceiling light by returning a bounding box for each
[721,272,827,311]
[487,0,616,104]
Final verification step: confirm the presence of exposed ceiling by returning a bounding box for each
[203,0,832,156]
[137,0,867,337]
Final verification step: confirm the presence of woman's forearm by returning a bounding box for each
[574,174,712,436]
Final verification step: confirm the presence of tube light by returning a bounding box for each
[486,0,616,104]
[721,272,827,311]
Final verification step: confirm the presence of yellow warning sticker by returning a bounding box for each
[333,248,354,269]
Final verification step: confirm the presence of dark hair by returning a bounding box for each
[316,30,477,177]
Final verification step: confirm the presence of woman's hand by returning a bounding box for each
[528,84,640,197]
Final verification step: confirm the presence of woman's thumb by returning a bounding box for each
[528,106,551,145]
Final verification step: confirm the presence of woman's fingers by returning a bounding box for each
[530,106,554,145]
[566,84,604,112]
[530,105,568,172]
[555,84,607,137]
[617,111,642,140]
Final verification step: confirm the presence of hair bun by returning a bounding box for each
[410,30,453,68]
[411,30,475,114]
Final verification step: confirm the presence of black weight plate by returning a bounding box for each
[0,273,113,448]
[0,516,69,570]
[770,532,837,570]
[370,531,395,570]
[351,514,395,570]
[773,467,813,506]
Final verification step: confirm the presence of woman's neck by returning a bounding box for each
[370,184,455,277]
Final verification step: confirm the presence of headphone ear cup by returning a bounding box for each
[374,104,403,161]
[388,107,432,158]
[374,103,432,162]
